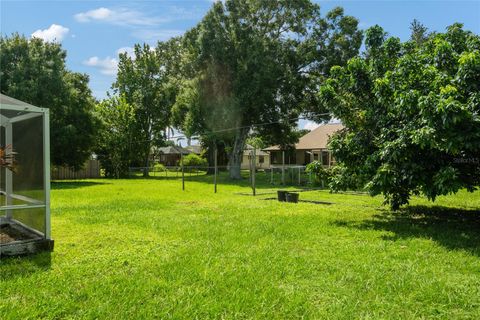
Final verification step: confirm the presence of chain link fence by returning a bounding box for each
[128,165,317,195]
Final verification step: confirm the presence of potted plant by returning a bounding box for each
[286,192,299,203]
[0,145,17,172]
[277,190,288,202]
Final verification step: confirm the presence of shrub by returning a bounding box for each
[152,163,166,171]
[306,161,333,187]
[181,154,208,167]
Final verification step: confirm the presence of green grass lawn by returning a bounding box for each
[1,174,479,319]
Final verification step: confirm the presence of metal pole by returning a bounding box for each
[282,150,285,185]
[5,121,13,220]
[252,148,256,196]
[181,152,185,191]
[43,109,51,239]
[214,145,218,193]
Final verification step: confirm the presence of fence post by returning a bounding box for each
[181,152,185,191]
[251,148,256,196]
[282,151,285,185]
[214,145,218,193]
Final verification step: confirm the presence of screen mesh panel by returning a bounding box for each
[0,126,5,207]
[12,116,45,202]
[11,207,46,236]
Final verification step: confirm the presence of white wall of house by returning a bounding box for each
[268,149,335,167]
[241,154,270,169]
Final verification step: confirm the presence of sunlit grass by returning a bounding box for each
[1,175,479,319]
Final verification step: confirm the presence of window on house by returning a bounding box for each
[271,152,278,164]
[259,155,264,163]
[321,151,330,166]
[304,151,311,165]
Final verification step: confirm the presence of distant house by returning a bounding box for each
[156,146,192,166]
[166,144,270,169]
[263,123,343,167]
[241,144,270,169]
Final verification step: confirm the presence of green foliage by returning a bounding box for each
[152,162,166,171]
[305,161,334,187]
[181,153,208,167]
[245,137,265,149]
[113,40,181,172]
[0,34,98,169]
[410,19,430,46]
[95,95,136,178]
[318,24,480,209]
[173,1,362,179]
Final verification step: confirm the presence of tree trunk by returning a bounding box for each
[228,128,249,180]
[206,142,216,175]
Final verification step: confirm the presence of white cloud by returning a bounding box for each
[116,47,135,59]
[74,7,167,27]
[84,46,139,76]
[303,121,320,131]
[31,24,69,42]
[83,56,118,76]
[131,29,184,41]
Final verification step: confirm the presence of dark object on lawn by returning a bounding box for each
[277,190,288,202]
[286,192,299,203]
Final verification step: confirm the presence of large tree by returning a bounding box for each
[173,0,362,179]
[318,23,480,209]
[95,95,136,178]
[0,34,97,169]
[113,40,180,175]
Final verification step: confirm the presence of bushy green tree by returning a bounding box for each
[306,161,333,186]
[318,23,480,209]
[113,39,181,175]
[0,34,97,169]
[181,153,208,168]
[173,0,362,179]
[410,19,430,46]
[95,95,136,178]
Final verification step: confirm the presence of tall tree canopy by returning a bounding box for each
[318,23,480,209]
[173,0,362,179]
[95,95,136,178]
[0,34,97,169]
[410,19,430,46]
[113,40,181,174]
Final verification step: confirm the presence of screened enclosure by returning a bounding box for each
[0,94,53,256]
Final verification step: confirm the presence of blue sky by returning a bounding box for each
[1,0,479,131]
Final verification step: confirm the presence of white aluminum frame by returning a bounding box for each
[1,95,51,240]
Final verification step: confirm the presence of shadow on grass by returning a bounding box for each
[333,205,480,255]
[261,197,333,205]
[0,251,52,281]
[51,181,110,190]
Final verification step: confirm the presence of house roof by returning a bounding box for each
[263,123,344,151]
[157,146,192,155]
[185,145,202,154]
[244,144,269,156]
